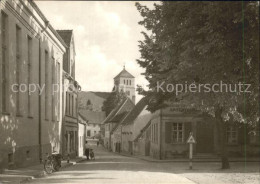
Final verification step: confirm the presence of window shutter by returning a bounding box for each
[165,122,172,143]
[184,122,192,141]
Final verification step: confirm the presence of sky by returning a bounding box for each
[36,1,156,103]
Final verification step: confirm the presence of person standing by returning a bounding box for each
[85,141,90,160]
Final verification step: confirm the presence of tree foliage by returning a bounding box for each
[136,1,259,169]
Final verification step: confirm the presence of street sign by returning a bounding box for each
[187,134,196,144]
[187,132,196,170]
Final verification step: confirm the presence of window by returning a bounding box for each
[45,50,49,120]
[57,62,60,121]
[27,36,32,117]
[124,79,125,84]
[16,25,21,116]
[129,80,131,86]
[1,11,9,113]
[68,93,71,116]
[127,80,128,85]
[8,153,13,163]
[66,92,69,115]
[74,96,77,115]
[227,126,238,144]
[71,96,73,116]
[52,57,55,121]
[172,123,184,143]
[87,130,91,137]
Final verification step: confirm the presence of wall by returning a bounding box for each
[0,0,65,170]
[78,123,85,157]
[122,124,133,153]
[86,123,100,138]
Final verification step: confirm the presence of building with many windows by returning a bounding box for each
[57,30,81,158]
[0,0,65,170]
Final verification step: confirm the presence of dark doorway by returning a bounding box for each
[145,141,150,156]
[196,122,214,153]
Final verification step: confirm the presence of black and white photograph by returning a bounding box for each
[0,0,259,183]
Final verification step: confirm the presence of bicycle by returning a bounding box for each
[44,153,62,174]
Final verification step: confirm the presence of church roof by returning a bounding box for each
[114,68,135,79]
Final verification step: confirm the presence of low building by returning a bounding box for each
[112,97,151,154]
[79,110,106,139]
[0,0,66,170]
[78,113,87,157]
[134,103,260,159]
[103,98,135,151]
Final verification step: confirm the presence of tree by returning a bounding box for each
[86,99,93,111]
[102,90,127,116]
[136,1,259,169]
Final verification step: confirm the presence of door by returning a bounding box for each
[145,141,150,156]
[128,141,133,154]
[196,122,214,153]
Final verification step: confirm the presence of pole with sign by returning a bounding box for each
[187,132,196,170]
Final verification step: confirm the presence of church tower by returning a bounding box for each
[114,66,136,104]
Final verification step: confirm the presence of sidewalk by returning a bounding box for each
[0,157,86,184]
[115,151,260,163]
[135,155,260,163]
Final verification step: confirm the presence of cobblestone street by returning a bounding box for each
[25,146,260,184]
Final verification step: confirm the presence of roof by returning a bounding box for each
[133,120,151,142]
[122,97,150,125]
[102,98,134,124]
[114,68,134,79]
[79,110,106,125]
[56,30,73,47]
[110,111,129,134]
[110,111,129,123]
[28,1,67,49]
[90,92,111,99]
[78,91,111,111]
[78,113,88,123]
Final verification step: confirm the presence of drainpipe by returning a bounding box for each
[38,20,49,163]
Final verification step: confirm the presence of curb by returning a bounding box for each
[112,150,260,163]
[19,158,86,183]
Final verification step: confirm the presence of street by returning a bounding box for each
[26,146,260,184]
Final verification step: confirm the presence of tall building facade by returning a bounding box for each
[57,30,81,158]
[114,67,136,104]
[0,0,66,170]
